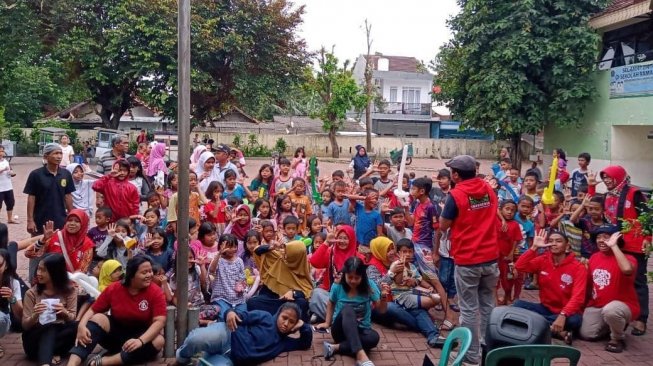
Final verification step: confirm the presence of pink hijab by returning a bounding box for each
[147,142,168,177]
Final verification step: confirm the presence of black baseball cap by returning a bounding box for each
[445,155,477,172]
[212,144,230,154]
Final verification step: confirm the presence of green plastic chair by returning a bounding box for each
[485,344,581,366]
[439,327,473,366]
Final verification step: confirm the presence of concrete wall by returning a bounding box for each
[543,70,653,186]
[197,131,505,160]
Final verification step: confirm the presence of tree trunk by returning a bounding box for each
[510,133,523,173]
[328,127,339,158]
[365,102,372,152]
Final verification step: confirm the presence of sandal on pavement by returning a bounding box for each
[323,341,335,360]
[440,319,456,332]
[52,356,63,365]
[631,322,646,336]
[605,340,625,353]
[563,331,573,346]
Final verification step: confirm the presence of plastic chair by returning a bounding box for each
[439,327,473,366]
[485,344,581,366]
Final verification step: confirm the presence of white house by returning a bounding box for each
[352,54,440,138]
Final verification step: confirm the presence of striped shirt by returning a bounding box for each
[96,150,129,175]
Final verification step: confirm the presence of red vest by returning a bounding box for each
[449,178,499,266]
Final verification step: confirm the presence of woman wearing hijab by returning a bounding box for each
[190,145,207,171]
[348,145,371,180]
[66,163,94,218]
[589,165,651,336]
[365,236,441,348]
[308,225,357,321]
[248,241,313,322]
[98,260,123,292]
[147,142,168,182]
[26,209,95,273]
[196,150,217,193]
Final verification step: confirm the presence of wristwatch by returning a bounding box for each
[388,271,396,279]
[559,311,567,318]
[8,296,16,305]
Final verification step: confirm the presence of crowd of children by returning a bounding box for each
[2,140,650,366]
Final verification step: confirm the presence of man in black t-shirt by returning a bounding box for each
[24,143,75,280]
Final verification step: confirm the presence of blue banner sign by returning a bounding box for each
[610,61,653,98]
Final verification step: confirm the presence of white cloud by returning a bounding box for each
[294,0,459,65]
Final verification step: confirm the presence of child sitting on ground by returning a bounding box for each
[388,239,440,311]
[209,234,247,321]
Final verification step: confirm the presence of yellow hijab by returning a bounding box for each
[99,260,123,292]
[262,241,313,298]
[370,236,393,267]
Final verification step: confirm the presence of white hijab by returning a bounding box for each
[196,151,218,193]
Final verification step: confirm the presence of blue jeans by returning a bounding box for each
[512,300,582,331]
[438,256,457,298]
[214,299,247,322]
[372,302,439,342]
[176,322,233,366]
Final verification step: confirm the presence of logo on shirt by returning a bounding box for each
[592,269,611,290]
[560,273,573,288]
[61,179,67,187]
[138,300,149,311]
[468,194,491,210]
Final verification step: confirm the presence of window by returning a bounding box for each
[402,87,421,104]
[599,19,653,68]
[389,87,397,102]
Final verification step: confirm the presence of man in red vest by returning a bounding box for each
[440,155,499,366]
[594,165,651,336]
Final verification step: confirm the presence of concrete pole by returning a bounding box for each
[176,0,191,346]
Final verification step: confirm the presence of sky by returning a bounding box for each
[293,0,460,66]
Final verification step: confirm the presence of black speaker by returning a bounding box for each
[483,306,552,366]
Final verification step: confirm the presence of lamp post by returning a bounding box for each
[175,0,191,345]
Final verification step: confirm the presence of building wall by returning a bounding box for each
[377,77,432,103]
[543,70,653,186]
[198,131,505,160]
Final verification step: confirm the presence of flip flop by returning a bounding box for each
[632,327,646,336]
[51,356,63,366]
[605,340,625,353]
[440,319,456,331]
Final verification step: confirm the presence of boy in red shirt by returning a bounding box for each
[92,160,140,222]
[580,225,638,353]
[496,200,523,305]
[514,229,587,344]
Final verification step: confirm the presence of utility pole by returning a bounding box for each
[176,0,191,345]
[364,19,373,153]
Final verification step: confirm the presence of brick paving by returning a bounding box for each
[1,157,650,365]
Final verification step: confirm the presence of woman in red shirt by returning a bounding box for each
[514,229,587,345]
[67,256,166,366]
[580,225,638,353]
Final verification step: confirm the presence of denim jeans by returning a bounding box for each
[454,262,499,365]
[213,299,247,322]
[372,302,439,342]
[512,300,582,331]
[176,322,233,366]
[0,312,10,339]
[438,256,457,298]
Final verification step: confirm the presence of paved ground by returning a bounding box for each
[1,156,650,365]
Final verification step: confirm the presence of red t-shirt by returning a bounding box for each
[204,201,226,224]
[588,251,640,320]
[92,282,167,326]
[496,220,523,257]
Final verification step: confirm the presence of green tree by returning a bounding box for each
[433,0,609,168]
[308,48,366,158]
